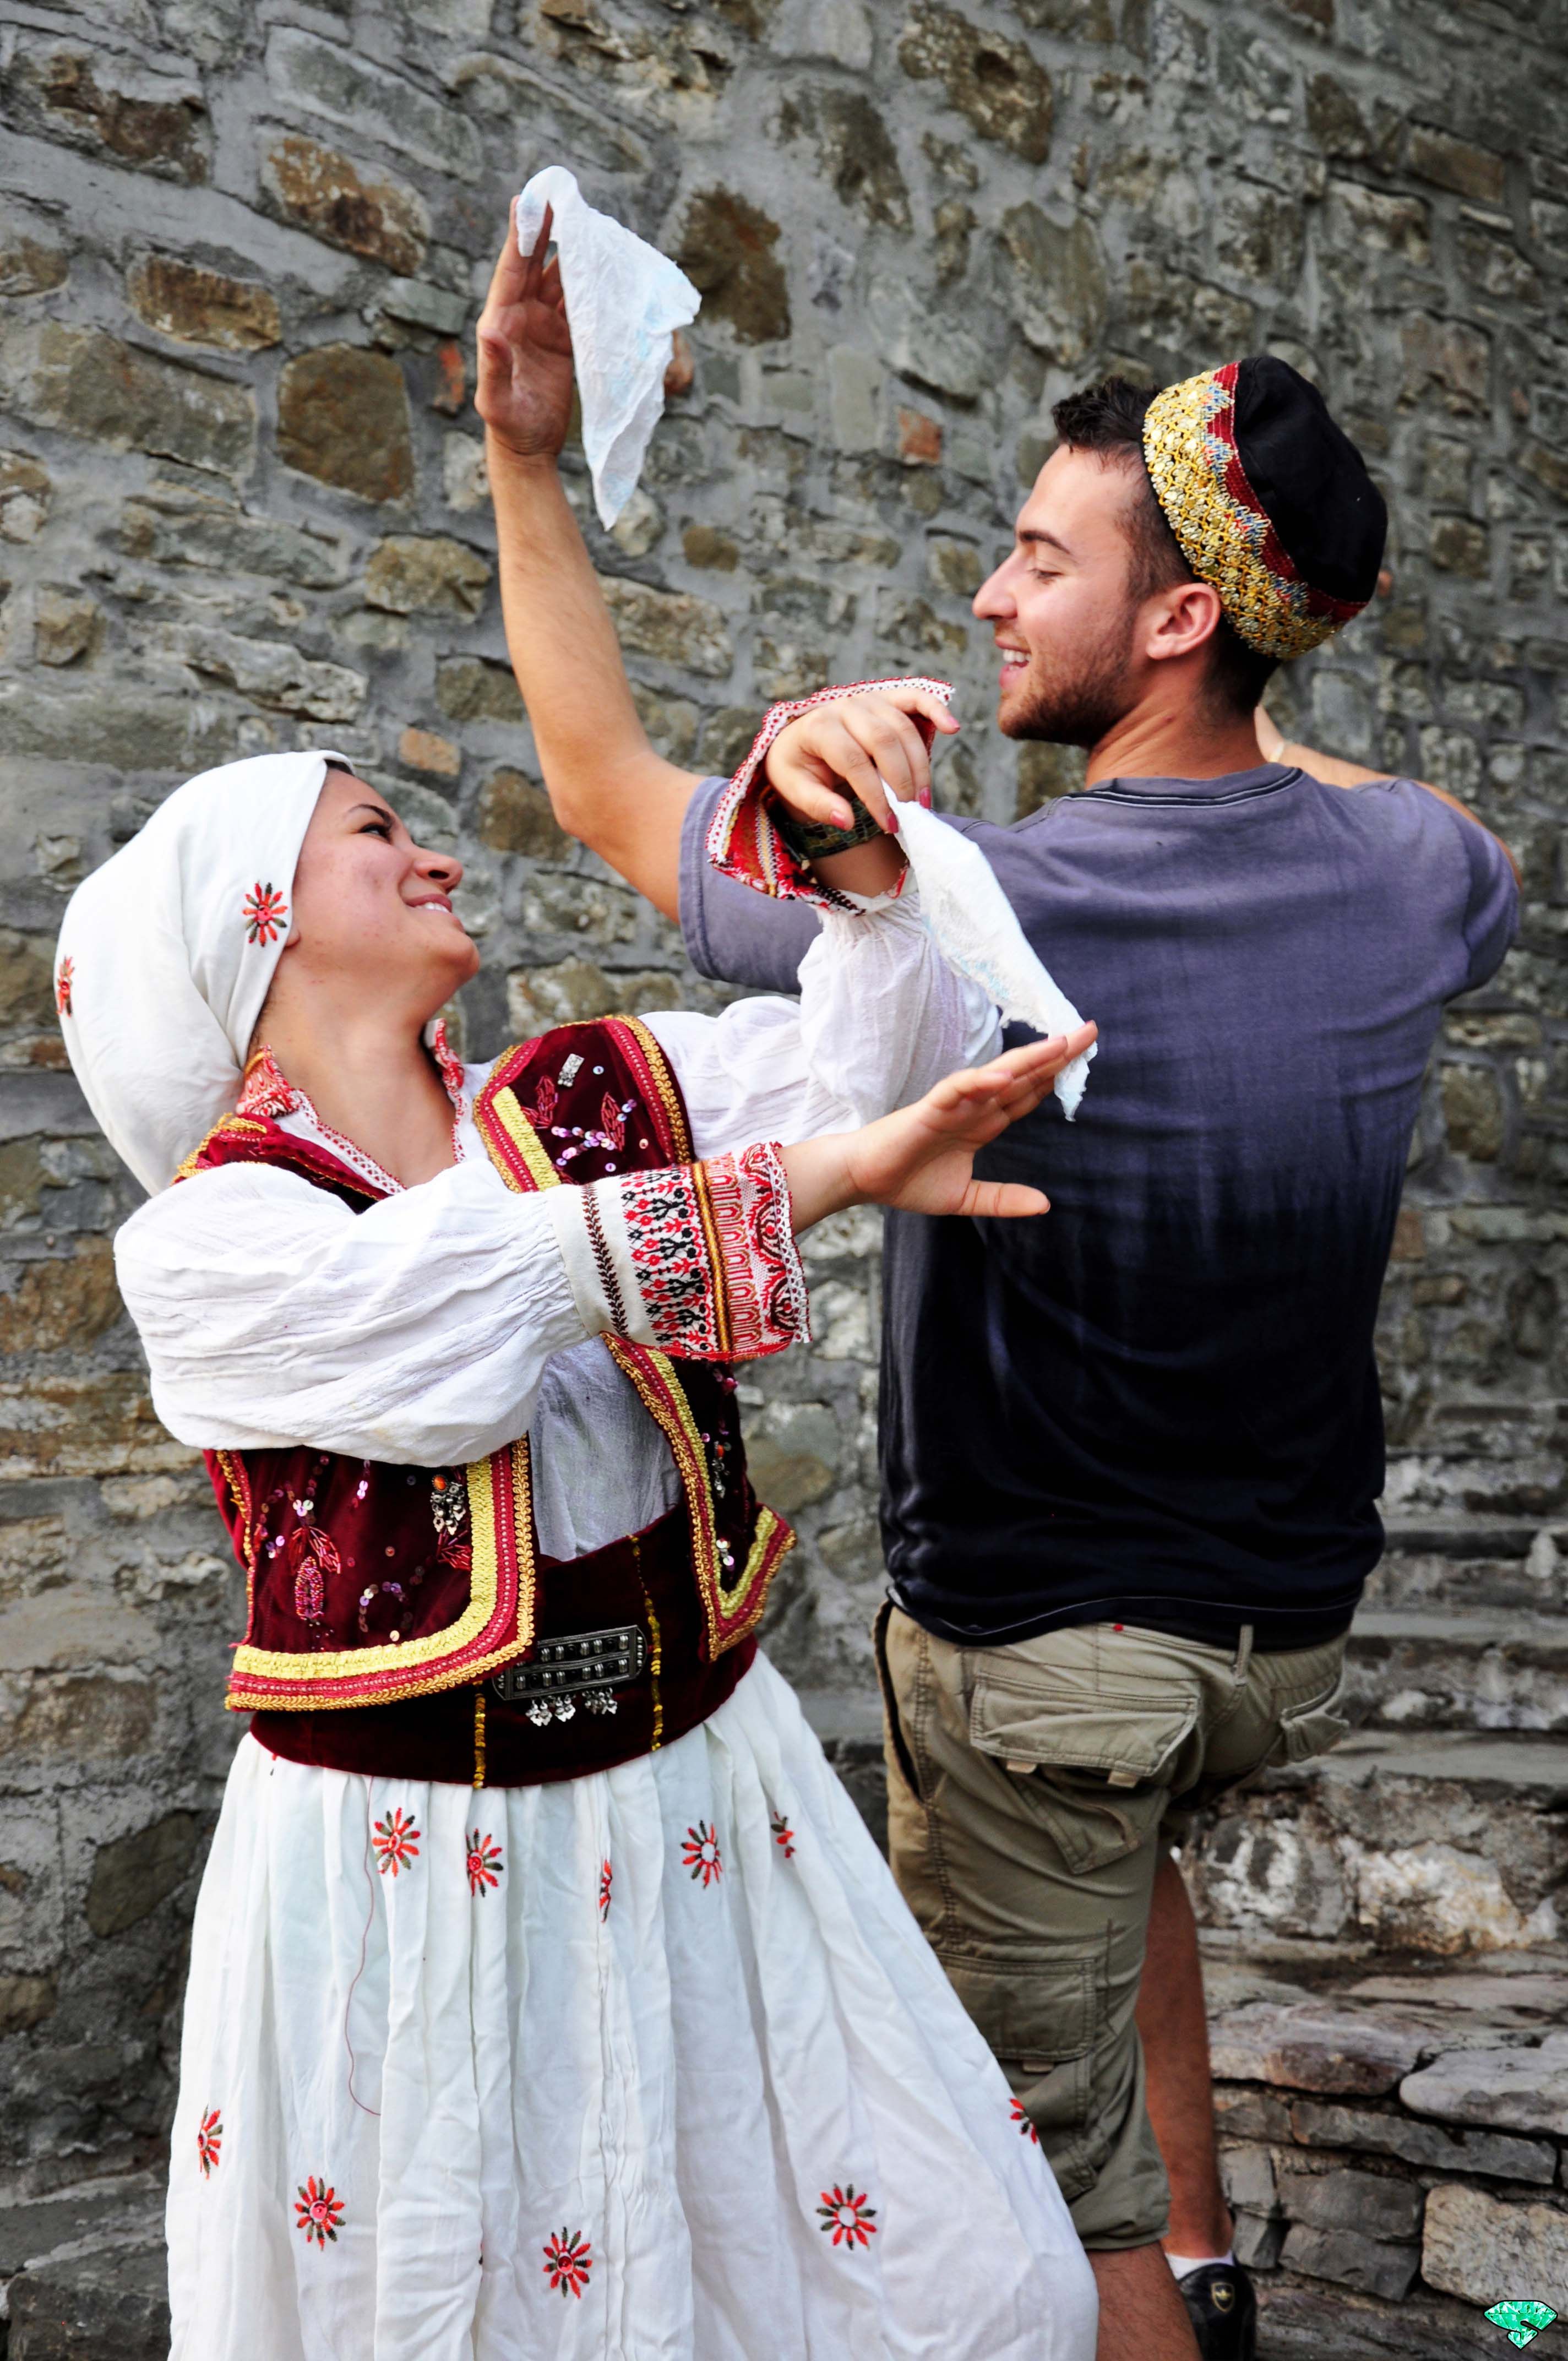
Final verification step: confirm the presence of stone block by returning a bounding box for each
[380,276,468,338]
[998,206,1107,366]
[0,679,231,775]
[126,255,280,353]
[443,435,489,513]
[1325,181,1431,266]
[788,87,910,230]
[7,2224,170,2358]
[397,726,460,779]
[475,768,569,858]
[265,29,482,179]
[34,585,100,667]
[1289,2097,1556,2184]
[742,1400,842,1513]
[1208,2001,1432,2095]
[0,448,51,543]
[1441,1064,1504,1160]
[898,408,941,465]
[677,189,790,346]
[277,346,413,504]
[1400,314,1490,418]
[7,42,208,183]
[628,682,698,763]
[364,535,491,617]
[0,1237,121,1352]
[0,324,255,477]
[1401,2032,1568,2137]
[1279,2223,1421,2300]
[1429,516,1489,578]
[1422,2183,1568,2311]
[826,347,884,453]
[0,1586,158,1672]
[262,135,429,276]
[1408,124,1507,204]
[598,576,732,679]
[682,524,739,574]
[1276,2161,1423,2243]
[0,204,67,297]
[897,4,1053,164]
[438,657,526,727]
[85,1808,203,1937]
[118,485,351,589]
[172,628,367,723]
[505,960,682,1036]
[1219,2141,1279,2215]
[927,536,982,598]
[0,1971,57,2034]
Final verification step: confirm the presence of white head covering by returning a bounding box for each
[56,750,349,1194]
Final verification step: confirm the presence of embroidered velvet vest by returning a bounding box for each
[179,1017,793,1717]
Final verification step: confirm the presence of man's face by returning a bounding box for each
[972,445,1146,748]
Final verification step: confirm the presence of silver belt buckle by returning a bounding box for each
[492,1624,646,1727]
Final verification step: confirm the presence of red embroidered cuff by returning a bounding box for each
[705,677,954,911]
[556,1146,809,1361]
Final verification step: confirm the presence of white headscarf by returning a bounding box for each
[56,750,349,1194]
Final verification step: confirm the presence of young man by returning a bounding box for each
[476,216,1518,2361]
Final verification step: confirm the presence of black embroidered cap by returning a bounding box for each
[1142,357,1388,659]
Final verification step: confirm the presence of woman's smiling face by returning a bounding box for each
[278,766,481,1017]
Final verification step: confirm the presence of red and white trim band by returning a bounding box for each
[547,1145,809,1362]
[705,678,954,911]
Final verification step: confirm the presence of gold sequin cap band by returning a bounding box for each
[1142,365,1366,661]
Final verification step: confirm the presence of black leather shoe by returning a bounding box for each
[1175,2261,1257,2361]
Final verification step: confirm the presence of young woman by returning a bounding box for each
[57,748,1098,2361]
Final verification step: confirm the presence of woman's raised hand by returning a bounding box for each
[476,201,575,463]
[761,685,961,834]
[778,1027,1098,1233]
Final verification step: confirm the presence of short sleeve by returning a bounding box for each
[1452,803,1520,992]
[679,774,822,991]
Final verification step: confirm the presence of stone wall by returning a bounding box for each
[1,0,1565,2208]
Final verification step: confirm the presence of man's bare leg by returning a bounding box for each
[1091,2245,1202,2358]
[1139,1849,1233,2259]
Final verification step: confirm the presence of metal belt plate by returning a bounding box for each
[491,1625,646,1705]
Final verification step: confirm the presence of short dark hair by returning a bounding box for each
[1050,376,1279,719]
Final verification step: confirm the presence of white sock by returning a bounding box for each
[1165,2250,1235,2280]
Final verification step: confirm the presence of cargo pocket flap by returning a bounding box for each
[968,1677,1199,1786]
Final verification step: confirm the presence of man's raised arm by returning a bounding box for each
[475,202,700,921]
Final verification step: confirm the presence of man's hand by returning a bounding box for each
[765,686,960,833]
[779,1027,1097,1230]
[475,200,574,463]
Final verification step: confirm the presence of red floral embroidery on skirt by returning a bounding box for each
[295,2175,344,2246]
[542,2227,592,2298]
[816,2183,878,2248]
[197,2106,222,2178]
[598,1858,612,1919]
[466,1830,503,1895]
[770,1810,796,1859]
[681,1821,722,1887]
[372,1807,420,1876]
[55,956,73,1016]
[1010,2097,1041,2144]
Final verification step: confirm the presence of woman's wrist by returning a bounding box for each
[776,1133,858,1232]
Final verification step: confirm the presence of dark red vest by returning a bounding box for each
[179,1018,794,1783]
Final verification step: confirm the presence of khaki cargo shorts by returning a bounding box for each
[875,1604,1350,2251]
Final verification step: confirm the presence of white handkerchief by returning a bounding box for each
[515,166,700,528]
[892,798,1096,1118]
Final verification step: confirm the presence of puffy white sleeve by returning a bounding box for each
[641,885,1001,1159]
[116,1148,808,1465]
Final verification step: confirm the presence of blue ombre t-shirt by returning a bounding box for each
[680,764,1518,1650]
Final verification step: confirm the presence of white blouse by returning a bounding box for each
[116,894,999,1562]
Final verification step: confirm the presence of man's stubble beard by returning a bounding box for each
[999,602,1139,751]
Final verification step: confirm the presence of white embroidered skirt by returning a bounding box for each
[168,1652,1097,2360]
